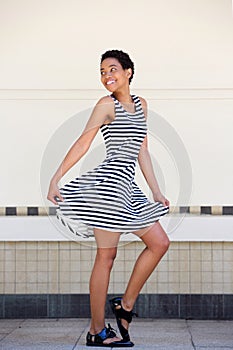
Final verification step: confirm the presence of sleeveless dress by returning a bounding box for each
[56,94,169,238]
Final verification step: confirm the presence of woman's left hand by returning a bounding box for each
[153,192,170,207]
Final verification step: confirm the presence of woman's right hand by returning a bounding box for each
[47,180,64,205]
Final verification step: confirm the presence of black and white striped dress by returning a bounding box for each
[56,94,169,238]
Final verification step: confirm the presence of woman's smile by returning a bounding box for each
[106,79,116,85]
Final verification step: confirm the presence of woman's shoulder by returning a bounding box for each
[96,95,114,106]
[137,95,147,109]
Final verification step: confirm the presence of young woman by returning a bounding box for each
[47,50,170,347]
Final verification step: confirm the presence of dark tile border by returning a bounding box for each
[200,206,212,215]
[179,206,190,214]
[223,206,233,215]
[1,206,233,216]
[27,207,39,216]
[0,294,233,319]
[3,294,47,318]
[5,207,17,216]
[49,207,57,215]
[179,294,224,319]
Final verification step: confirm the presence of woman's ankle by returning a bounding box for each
[122,297,134,312]
[89,324,105,335]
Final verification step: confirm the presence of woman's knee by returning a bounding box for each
[96,247,118,269]
[148,235,170,255]
[142,223,170,254]
[159,235,170,253]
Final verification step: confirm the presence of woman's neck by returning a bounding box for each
[112,87,132,103]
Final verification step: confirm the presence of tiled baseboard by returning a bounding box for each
[0,294,232,320]
[0,206,233,216]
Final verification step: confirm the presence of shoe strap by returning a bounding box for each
[113,300,138,323]
[106,323,117,338]
[87,323,117,344]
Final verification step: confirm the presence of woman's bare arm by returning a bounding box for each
[138,97,170,207]
[47,96,114,204]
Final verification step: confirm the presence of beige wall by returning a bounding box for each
[1,241,233,295]
[0,0,233,206]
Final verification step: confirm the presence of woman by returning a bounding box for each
[47,49,170,347]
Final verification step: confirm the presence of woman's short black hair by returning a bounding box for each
[101,49,134,84]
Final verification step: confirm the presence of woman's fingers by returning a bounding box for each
[47,193,58,205]
[153,193,170,207]
[158,196,170,207]
[47,183,64,205]
[47,194,63,205]
[55,193,64,202]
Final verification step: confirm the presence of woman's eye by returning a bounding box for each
[101,68,116,76]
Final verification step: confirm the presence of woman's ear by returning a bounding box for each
[126,68,132,79]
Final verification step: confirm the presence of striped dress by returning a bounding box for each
[56,94,169,238]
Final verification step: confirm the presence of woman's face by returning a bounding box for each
[100,57,131,92]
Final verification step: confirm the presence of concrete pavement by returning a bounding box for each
[0,318,232,349]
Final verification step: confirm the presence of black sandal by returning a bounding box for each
[109,297,138,343]
[86,323,134,347]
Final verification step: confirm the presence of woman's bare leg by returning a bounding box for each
[121,221,170,328]
[89,228,121,343]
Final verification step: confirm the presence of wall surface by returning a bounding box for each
[1,240,233,295]
[1,240,233,319]
[0,2,233,320]
[0,0,233,207]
